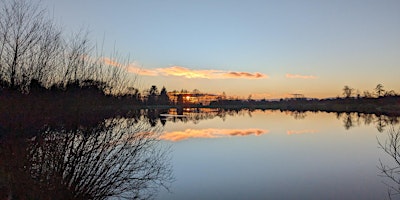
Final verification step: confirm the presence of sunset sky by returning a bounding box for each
[38,0,399,99]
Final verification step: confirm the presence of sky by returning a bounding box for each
[38,0,399,99]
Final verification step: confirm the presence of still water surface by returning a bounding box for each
[157,109,398,200]
[1,109,399,199]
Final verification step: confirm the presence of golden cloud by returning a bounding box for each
[223,71,267,79]
[158,66,267,79]
[287,129,319,135]
[286,73,317,79]
[127,65,159,76]
[160,128,268,142]
[100,57,267,79]
[102,57,124,67]
[158,66,219,79]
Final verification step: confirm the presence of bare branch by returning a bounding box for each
[378,126,400,197]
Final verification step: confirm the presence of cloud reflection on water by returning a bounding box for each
[160,128,268,142]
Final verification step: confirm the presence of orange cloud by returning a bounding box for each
[158,66,219,79]
[126,65,159,76]
[101,57,158,76]
[223,72,267,79]
[160,128,268,141]
[287,129,319,135]
[285,73,317,79]
[158,66,267,79]
[100,58,267,79]
[102,57,124,67]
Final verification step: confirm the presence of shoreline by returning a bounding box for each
[1,90,399,132]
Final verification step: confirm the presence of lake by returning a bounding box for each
[157,109,400,200]
[1,108,399,199]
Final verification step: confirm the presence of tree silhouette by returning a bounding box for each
[378,126,400,199]
[375,84,385,97]
[342,85,354,98]
[0,0,57,89]
[147,85,158,105]
[158,86,170,105]
[0,0,133,95]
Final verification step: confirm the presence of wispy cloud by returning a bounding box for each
[158,66,267,79]
[286,73,317,79]
[158,66,220,79]
[101,57,267,79]
[102,57,159,76]
[223,71,266,79]
[287,129,319,135]
[102,57,125,67]
[160,128,268,142]
[127,65,159,76]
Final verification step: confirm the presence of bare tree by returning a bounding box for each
[59,31,90,85]
[378,126,400,199]
[0,0,46,89]
[376,84,385,98]
[0,0,134,95]
[342,85,354,98]
[385,90,397,97]
[0,0,12,85]
[30,23,63,87]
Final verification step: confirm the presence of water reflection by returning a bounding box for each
[157,108,253,125]
[154,108,400,132]
[286,129,319,135]
[335,112,400,132]
[160,128,268,142]
[0,118,172,200]
[284,110,307,120]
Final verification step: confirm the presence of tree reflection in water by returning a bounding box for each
[158,108,400,132]
[0,118,172,200]
[286,110,307,120]
[334,112,400,132]
[378,126,400,199]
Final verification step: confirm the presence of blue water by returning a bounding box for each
[157,110,397,200]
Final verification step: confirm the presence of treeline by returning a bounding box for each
[0,0,177,109]
[1,0,399,117]
[209,97,400,115]
[142,85,170,105]
[209,84,400,115]
[0,0,134,96]
[342,84,397,99]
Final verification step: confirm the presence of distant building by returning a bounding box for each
[168,92,219,106]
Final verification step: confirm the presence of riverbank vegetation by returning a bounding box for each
[208,91,400,116]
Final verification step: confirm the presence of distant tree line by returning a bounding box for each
[342,83,397,99]
[1,0,399,116]
[142,85,170,105]
[208,84,400,115]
